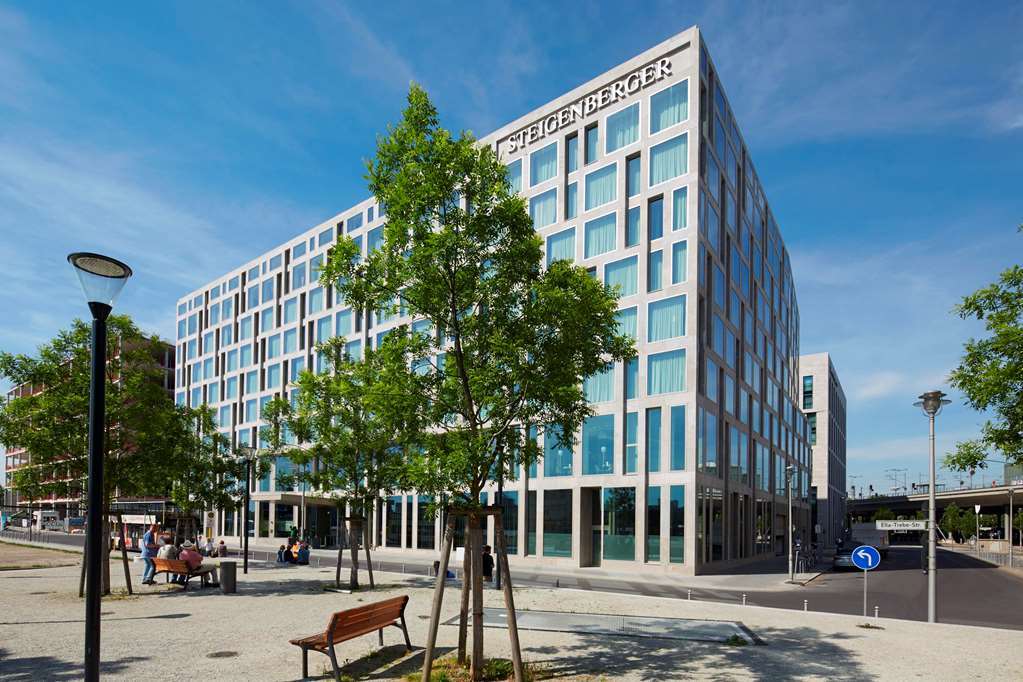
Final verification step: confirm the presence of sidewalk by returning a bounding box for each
[239,537,823,592]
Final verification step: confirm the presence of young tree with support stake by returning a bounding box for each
[320,84,634,681]
[261,329,428,591]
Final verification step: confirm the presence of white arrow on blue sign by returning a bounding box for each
[852,545,881,571]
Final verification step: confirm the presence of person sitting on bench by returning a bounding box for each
[180,540,218,585]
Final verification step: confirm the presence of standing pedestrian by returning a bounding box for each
[482,545,494,582]
[140,523,160,585]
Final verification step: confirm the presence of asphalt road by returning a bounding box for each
[6,530,1022,630]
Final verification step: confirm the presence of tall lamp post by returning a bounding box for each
[68,252,132,682]
[786,465,795,582]
[914,389,950,624]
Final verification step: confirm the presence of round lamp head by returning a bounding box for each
[67,252,133,311]
[914,390,951,417]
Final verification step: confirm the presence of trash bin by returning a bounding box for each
[220,560,237,594]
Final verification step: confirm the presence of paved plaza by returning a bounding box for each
[1,546,1022,680]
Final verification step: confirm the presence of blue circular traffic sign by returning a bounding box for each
[851,545,881,571]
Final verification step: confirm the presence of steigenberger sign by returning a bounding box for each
[502,57,675,155]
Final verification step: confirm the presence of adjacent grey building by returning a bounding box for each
[175,25,814,575]
[799,352,847,548]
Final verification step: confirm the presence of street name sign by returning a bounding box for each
[876,520,927,531]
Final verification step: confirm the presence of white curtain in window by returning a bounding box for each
[530,188,557,228]
[649,133,688,186]
[566,182,578,219]
[648,349,685,395]
[672,186,688,230]
[616,306,638,340]
[368,226,384,252]
[546,227,576,265]
[530,142,558,186]
[585,163,617,210]
[648,295,685,342]
[606,103,639,153]
[584,364,614,403]
[672,241,688,284]
[335,309,353,336]
[650,81,689,134]
[506,159,522,193]
[584,213,616,258]
[605,256,638,297]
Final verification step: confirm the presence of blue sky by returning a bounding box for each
[1,2,1020,494]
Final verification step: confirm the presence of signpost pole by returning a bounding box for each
[863,567,867,618]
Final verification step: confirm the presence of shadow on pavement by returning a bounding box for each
[0,647,146,680]
[523,625,866,681]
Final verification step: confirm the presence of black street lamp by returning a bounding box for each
[68,252,132,682]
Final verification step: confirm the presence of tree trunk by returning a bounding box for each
[334,503,344,589]
[116,512,132,595]
[494,510,524,681]
[469,514,484,681]
[348,517,361,591]
[422,514,456,682]
[457,520,472,665]
[363,518,375,589]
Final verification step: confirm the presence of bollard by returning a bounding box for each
[874,606,879,619]
[555,578,560,588]
[742,593,747,606]
[803,600,808,612]
[402,563,405,574]
[220,561,237,594]
[687,589,692,600]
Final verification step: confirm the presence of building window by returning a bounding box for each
[648,349,685,395]
[316,316,332,343]
[606,102,639,153]
[584,213,616,258]
[260,307,274,333]
[672,186,688,231]
[417,495,435,550]
[625,412,638,474]
[267,363,281,389]
[646,486,661,562]
[626,155,641,197]
[647,295,685,342]
[585,163,617,210]
[318,227,334,247]
[671,241,688,284]
[543,489,573,557]
[802,375,813,409]
[605,256,638,298]
[626,206,640,247]
[648,196,664,241]
[335,309,353,336]
[650,80,689,134]
[386,496,402,547]
[529,188,557,228]
[808,412,817,445]
[669,484,685,563]
[367,226,384,252]
[267,334,281,359]
[546,227,575,266]
[583,366,614,404]
[283,298,298,324]
[566,134,579,174]
[240,345,252,368]
[646,407,662,473]
[566,182,578,219]
[647,250,663,292]
[499,491,518,554]
[308,288,324,314]
[603,487,636,561]
[239,316,253,340]
[544,425,573,477]
[625,358,638,400]
[530,142,558,186]
[585,124,599,165]
[506,159,522,193]
[670,405,686,471]
[649,133,688,186]
[283,329,297,354]
[581,414,615,476]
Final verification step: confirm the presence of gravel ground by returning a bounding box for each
[0,541,80,570]
[0,559,1020,681]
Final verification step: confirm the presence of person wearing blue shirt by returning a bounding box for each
[140,523,160,585]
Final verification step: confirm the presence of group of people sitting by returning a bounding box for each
[139,522,226,587]
[276,538,311,565]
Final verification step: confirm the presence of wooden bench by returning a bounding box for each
[289,595,412,680]
[152,557,216,591]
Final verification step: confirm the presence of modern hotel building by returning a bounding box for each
[175,26,813,575]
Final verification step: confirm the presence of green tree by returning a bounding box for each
[940,503,962,540]
[872,507,896,521]
[0,316,186,592]
[262,331,427,590]
[946,229,1022,471]
[321,84,635,680]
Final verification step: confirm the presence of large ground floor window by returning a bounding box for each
[603,487,636,561]
[543,489,573,557]
[385,496,401,547]
[499,491,519,555]
[417,495,435,550]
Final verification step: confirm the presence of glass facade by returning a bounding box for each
[178,30,812,575]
